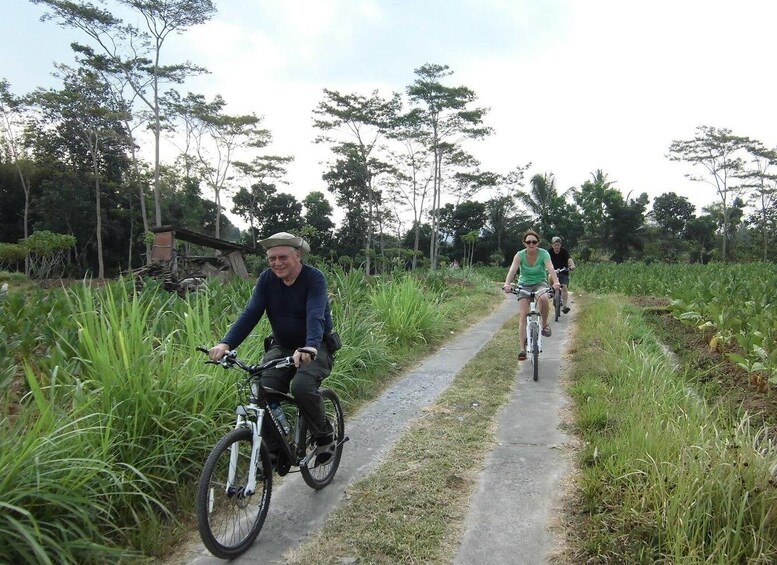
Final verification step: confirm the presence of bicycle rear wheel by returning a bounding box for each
[300,389,345,489]
[197,428,272,559]
[530,324,540,381]
[553,289,561,322]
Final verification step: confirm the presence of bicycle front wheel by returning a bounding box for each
[197,428,272,559]
[300,389,345,489]
[530,324,540,381]
[554,289,561,322]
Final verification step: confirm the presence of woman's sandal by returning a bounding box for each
[518,350,527,361]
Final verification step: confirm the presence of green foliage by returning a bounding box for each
[369,275,444,347]
[21,230,76,255]
[569,295,777,563]
[0,267,497,561]
[0,243,27,265]
[575,262,777,384]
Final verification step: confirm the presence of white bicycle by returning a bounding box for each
[509,285,555,381]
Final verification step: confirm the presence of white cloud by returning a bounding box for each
[5,0,777,227]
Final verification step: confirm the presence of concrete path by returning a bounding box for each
[454,300,573,564]
[181,294,573,564]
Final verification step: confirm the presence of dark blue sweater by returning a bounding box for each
[222,265,333,351]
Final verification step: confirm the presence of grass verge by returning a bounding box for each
[287,315,520,564]
[563,293,777,563]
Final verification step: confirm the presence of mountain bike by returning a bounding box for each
[509,286,555,382]
[553,268,569,322]
[195,347,348,559]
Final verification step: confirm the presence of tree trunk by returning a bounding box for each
[90,133,105,279]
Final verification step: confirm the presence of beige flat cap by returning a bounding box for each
[258,232,310,254]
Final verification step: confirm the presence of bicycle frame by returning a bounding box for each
[526,292,543,359]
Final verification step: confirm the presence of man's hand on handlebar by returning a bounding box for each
[294,347,317,367]
[209,343,230,362]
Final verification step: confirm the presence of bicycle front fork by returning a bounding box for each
[229,404,265,495]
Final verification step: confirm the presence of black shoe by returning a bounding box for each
[314,435,336,465]
[562,305,570,314]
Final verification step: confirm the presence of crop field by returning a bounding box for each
[574,262,777,388]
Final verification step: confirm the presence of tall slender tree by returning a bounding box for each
[406,63,492,269]
[33,0,215,228]
[667,126,750,261]
[32,65,130,278]
[739,140,777,261]
[0,80,34,275]
[313,89,401,275]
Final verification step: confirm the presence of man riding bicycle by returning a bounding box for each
[208,231,337,465]
[548,236,576,313]
[502,229,561,361]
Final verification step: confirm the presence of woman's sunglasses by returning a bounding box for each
[524,239,538,245]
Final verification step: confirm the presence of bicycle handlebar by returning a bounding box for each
[555,267,569,274]
[196,346,295,373]
[506,285,555,298]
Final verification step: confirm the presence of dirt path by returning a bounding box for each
[176,294,574,564]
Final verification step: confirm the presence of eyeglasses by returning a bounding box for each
[524,239,538,245]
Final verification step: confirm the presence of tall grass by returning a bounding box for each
[0,268,498,562]
[369,274,444,347]
[569,295,777,562]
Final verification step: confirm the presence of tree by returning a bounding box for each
[667,126,750,261]
[33,0,215,228]
[385,111,434,269]
[0,79,35,275]
[649,192,696,262]
[684,215,717,263]
[739,140,777,261]
[32,65,130,278]
[303,191,335,257]
[652,192,695,234]
[438,200,485,259]
[607,192,649,263]
[461,230,479,267]
[704,197,746,260]
[189,94,271,239]
[259,193,303,237]
[313,88,401,275]
[232,154,293,247]
[572,170,620,256]
[406,63,492,269]
[516,172,572,241]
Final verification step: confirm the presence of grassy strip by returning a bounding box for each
[288,315,520,564]
[565,294,777,563]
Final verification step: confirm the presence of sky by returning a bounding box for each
[3,0,777,230]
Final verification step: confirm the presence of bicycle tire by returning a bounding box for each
[553,289,561,322]
[300,389,345,489]
[530,324,540,381]
[197,428,272,559]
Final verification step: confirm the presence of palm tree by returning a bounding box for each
[516,172,568,241]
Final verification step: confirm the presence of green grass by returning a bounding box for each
[0,268,499,563]
[566,293,777,563]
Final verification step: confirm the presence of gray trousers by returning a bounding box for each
[260,343,334,439]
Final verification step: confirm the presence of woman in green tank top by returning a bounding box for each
[502,229,561,361]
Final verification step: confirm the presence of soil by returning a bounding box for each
[636,298,777,441]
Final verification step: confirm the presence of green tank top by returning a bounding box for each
[518,248,551,285]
